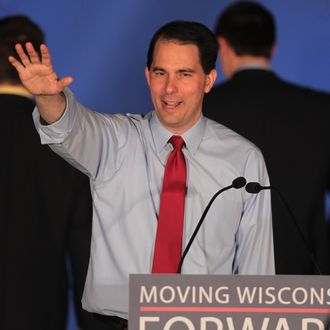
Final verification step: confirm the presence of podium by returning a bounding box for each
[129,274,330,329]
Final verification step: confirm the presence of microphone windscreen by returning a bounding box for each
[245,182,262,194]
[232,177,247,189]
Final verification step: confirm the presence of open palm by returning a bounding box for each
[9,42,72,95]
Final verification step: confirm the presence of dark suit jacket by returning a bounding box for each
[204,69,330,274]
[0,94,106,329]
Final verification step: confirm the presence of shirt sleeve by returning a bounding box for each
[233,148,275,275]
[32,88,127,181]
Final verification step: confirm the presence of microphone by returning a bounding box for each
[245,182,322,275]
[246,182,269,194]
[177,177,246,273]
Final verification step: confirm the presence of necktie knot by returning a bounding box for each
[169,135,185,150]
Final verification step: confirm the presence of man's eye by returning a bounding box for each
[154,71,165,76]
[180,72,192,77]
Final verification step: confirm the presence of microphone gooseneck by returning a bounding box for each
[176,177,246,274]
[245,182,322,275]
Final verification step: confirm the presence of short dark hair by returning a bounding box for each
[215,1,275,59]
[147,20,218,74]
[0,15,45,84]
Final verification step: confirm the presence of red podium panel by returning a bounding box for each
[129,274,330,329]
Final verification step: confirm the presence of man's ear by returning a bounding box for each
[145,67,151,87]
[218,37,230,56]
[204,69,217,94]
[270,44,276,58]
[217,37,237,79]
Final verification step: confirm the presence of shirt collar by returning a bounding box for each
[0,85,33,99]
[149,111,205,155]
[234,62,272,74]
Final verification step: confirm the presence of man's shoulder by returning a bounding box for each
[202,117,266,177]
[278,80,330,114]
[123,112,151,122]
[207,78,235,96]
[109,112,152,132]
[206,70,330,110]
[204,117,262,155]
[0,93,35,113]
[277,76,330,96]
[87,111,150,130]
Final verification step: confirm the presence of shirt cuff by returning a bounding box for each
[32,88,76,144]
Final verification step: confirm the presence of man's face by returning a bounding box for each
[145,39,216,135]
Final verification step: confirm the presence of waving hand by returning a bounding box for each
[9,42,72,95]
[9,42,71,123]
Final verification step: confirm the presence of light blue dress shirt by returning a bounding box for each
[33,89,274,319]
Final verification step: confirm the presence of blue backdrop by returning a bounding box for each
[1,0,329,329]
[1,0,330,114]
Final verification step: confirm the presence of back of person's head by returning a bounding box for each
[146,20,218,74]
[0,15,45,85]
[215,1,275,59]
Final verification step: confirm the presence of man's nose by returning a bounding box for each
[164,75,178,94]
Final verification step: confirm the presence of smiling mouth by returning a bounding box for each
[162,100,182,109]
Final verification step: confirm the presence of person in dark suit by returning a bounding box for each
[203,1,330,275]
[0,15,106,330]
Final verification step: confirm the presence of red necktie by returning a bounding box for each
[152,136,187,273]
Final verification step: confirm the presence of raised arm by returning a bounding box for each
[9,42,72,124]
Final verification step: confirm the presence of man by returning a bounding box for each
[0,15,105,330]
[203,1,330,275]
[10,20,274,327]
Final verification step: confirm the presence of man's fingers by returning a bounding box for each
[8,55,25,73]
[59,76,74,89]
[10,42,71,93]
[15,43,31,67]
[40,44,52,66]
[25,42,41,64]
